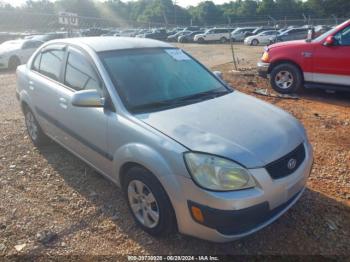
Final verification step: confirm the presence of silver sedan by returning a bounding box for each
[16,37,313,242]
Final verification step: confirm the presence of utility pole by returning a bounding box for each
[173,0,177,27]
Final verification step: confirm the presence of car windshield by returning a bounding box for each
[100,48,231,113]
[312,26,340,42]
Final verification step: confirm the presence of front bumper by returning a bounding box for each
[257,62,270,78]
[162,141,313,242]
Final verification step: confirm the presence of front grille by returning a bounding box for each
[266,143,306,179]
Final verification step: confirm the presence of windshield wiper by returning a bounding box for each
[130,89,231,113]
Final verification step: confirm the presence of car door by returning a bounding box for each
[28,45,67,140]
[57,46,112,174]
[312,25,350,86]
[206,29,217,41]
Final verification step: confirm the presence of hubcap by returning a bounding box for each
[127,180,159,228]
[275,71,294,89]
[25,111,38,141]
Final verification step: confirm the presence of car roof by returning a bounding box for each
[47,37,173,52]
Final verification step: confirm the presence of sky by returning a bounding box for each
[0,0,233,8]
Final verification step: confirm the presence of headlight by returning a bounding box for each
[184,152,256,191]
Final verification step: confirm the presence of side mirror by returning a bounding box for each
[324,36,334,46]
[307,29,314,42]
[213,71,223,80]
[71,90,105,108]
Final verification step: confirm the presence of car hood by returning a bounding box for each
[195,34,205,38]
[269,40,307,49]
[136,92,305,168]
[0,45,19,55]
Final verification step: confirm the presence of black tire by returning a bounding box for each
[8,56,20,70]
[220,37,228,44]
[251,39,259,46]
[123,167,176,237]
[23,107,49,147]
[197,37,204,44]
[270,63,303,94]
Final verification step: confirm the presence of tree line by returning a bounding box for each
[0,0,349,29]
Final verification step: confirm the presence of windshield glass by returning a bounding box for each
[313,20,349,42]
[100,48,230,113]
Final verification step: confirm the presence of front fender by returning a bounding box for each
[112,143,176,187]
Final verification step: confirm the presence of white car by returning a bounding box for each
[0,39,43,70]
[244,30,279,46]
[231,27,257,42]
[194,28,234,43]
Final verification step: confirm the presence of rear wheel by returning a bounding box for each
[270,63,303,94]
[123,167,176,236]
[220,37,228,44]
[24,107,49,146]
[8,56,20,70]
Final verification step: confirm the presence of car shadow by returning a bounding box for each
[298,88,350,108]
[23,140,350,256]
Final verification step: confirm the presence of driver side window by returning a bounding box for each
[334,26,350,46]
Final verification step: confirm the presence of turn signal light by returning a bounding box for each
[191,206,204,223]
[261,52,270,62]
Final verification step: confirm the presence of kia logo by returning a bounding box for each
[287,158,297,170]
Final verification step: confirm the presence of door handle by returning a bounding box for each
[59,98,68,109]
[28,81,35,90]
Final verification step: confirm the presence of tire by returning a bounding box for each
[220,37,227,44]
[251,39,259,46]
[270,63,303,94]
[197,37,204,44]
[8,56,20,70]
[123,167,176,237]
[24,107,49,147]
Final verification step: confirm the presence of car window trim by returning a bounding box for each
[64,46,104,92]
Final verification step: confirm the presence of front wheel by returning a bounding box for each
[8,56,20,70]
[270,63,303,94]
[197,37,204,44]
[251,39,259,46]
[123,167,176,236]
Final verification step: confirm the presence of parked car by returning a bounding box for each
[244,30,279,46]
[140,29,168,41]
[26,32,68,42]
[17,37,313,242]
[231,27,257,41]
[272,28,309,43]
[178,31,205,43]
[194,28,234,43]
[244,26,276,38]
[258,20,350,94]
[0,39,43,70]
[167,30,191,42]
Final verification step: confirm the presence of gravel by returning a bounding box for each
[0,58,349,257]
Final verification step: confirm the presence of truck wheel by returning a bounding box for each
[251,39,259,46]
[123,167,176,237]
[270,63,303,94]
[8,56,20,70]
[24,107,49,146]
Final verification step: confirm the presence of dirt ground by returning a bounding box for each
[0,44,349,259]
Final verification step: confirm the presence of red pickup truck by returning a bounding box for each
[258,20,350,94]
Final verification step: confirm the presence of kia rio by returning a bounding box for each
[16,37,313,242]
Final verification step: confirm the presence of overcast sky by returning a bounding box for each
[0,0,233,8]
